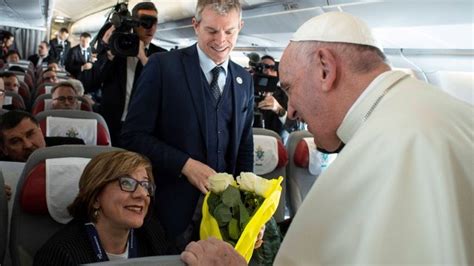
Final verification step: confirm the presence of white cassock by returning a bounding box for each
[275,70,474,265]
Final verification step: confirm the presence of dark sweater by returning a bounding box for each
[33,217,176,265]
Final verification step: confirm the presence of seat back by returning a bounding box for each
[252,128,288,223]
[32,83,54,100]
[31,94,92,115]
[0,172,7,265]
[9,145,122,266]
[4,92,26,110]
[286,130,313,216]
[286,131,337,216]
[36,110,111,146]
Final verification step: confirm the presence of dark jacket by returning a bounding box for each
[48,38,71,65]
[121,44,254,241]
[64,45,92,78]
[92,43,167,146]
[33,217,175,265]
[27,54,50,68]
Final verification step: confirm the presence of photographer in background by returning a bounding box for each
[255,55,298,142]
[94,2,167,147]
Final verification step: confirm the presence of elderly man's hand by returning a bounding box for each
[181,237,247,266]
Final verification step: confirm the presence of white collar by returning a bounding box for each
[196,43,229,75]
[337,70,409,144]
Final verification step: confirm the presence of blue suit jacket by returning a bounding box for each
[121,44,254,240]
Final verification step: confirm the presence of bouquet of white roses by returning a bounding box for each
[200,172,283,262]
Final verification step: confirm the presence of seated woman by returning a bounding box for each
[34,151,176,265]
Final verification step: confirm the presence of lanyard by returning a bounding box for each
[84,222,138,261]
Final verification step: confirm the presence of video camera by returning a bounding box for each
[253,73,279,102]
[94,2,157,57]
[249,61,279,74]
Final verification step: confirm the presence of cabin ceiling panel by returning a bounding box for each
[0,0,47,29]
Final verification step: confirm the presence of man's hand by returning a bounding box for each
[5,184,12,201]
[137,40,149,65]
[258,94,284,114]
[102,25,116,61]
[181,237,247,266]
[101,25,115,45]
[81,62,93,71]
[182,158,216,194]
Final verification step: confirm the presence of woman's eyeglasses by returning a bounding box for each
[117,176,155,196]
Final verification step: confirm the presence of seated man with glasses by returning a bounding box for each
[51,81,79,110]
[42,68,59,84]
[34,151,176,264]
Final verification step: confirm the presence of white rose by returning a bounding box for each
[237,172,272,197]
[209,173,235,193]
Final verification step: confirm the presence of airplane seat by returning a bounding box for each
[32,83,55,100]
[252,128,288,223]
[9,145,122,266]
[4,91,26,111]
[18,80,31,108]
[286,131,337,217]
[31,94,93,115]
[36,110,111,146]
[0,171,7,265]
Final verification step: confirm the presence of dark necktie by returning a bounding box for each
[82,49,87,61]
[210,66,223,100]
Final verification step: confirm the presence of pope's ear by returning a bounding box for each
[315,48,337,92]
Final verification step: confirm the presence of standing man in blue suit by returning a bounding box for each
[122,0,254,250]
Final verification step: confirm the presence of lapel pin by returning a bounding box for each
[236,77,243,84]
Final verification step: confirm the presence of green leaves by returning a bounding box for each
[222,186,241,207]
[207,185,264,247]
[214,203,232,226]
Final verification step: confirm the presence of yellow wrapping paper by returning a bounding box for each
[200,176,283,262]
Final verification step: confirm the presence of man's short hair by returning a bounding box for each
[0,72,17,79]
[59,27,69,34]
[80,32,91,39]
[1,31,13,41]
[40,41,49,48]
[132,2,158,18]
[67,79,85,96]
[261,55,275,63]
[195,0,242,22]
[0,110,39,144]
[6,50,20,58]
[51,81,77,95]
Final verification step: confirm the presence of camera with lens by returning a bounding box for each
[99,2,157,57]
[252,72,280,128]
